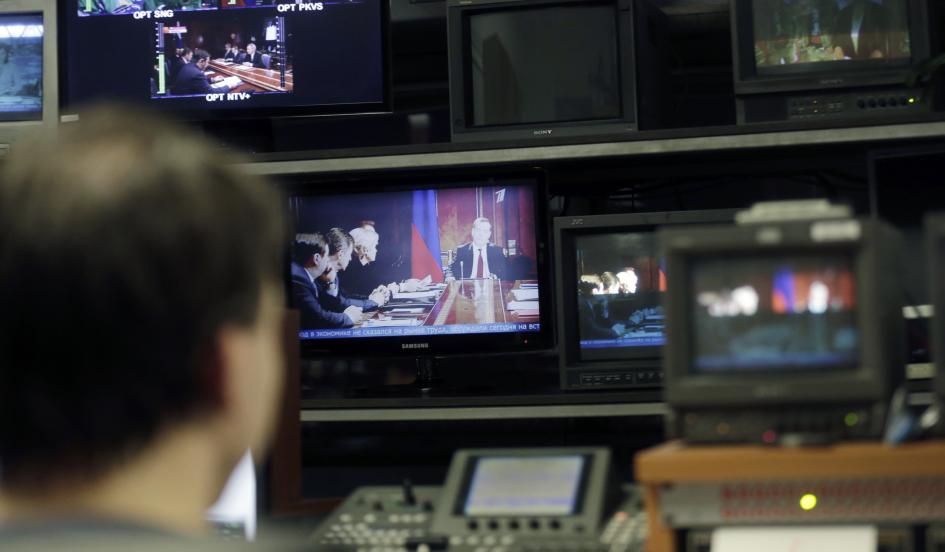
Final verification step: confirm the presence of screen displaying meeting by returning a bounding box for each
[290,183,542,340]
[65,0,384,111]
[575,232,665,360]
[0,14,43,122]
[690,255,859,373]
[752,0,911,71]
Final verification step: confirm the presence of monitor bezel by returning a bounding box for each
[283,169,554,360]
[554,210,738,384]
[447,0,638,143]
[729,0,931,95]
[662,219,900,408]
[59,0,392,121]
[0,0,57,146]
[927,214,945,401]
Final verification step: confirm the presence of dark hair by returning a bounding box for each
[181,47,193,57]
[0,105,286,489]
[326,227,354,256]
[293,232,328,265]
[193,49,210,63]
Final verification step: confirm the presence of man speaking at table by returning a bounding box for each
[447,217,507,281]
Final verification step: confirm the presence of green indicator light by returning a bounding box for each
[844,412,859,427]
[909,98,917,104]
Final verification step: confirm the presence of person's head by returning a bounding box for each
[578,281,598,298]
[600,271,618,293]
[193,49,210,70]
[293,232,330,277]
[231,45,240,53]
[470,217,492,248]
[181,47,193,63]
[350,221,379,266]
[0,105,287,498]
[224,42,232,51]
[325,227,354,273]
[246,43,256,56]
[616,268,638,294]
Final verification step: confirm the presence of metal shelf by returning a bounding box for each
[299,402,667,422]
[241,120,945,177]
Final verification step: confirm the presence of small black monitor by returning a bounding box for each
[62,0,388,117]
[730,0,933,124]
[0,0,57,149]
[661,217,904,443]
[554,210,736,391]
[447,0,670,143]
[927,214,945,404]
[286,173,552,360]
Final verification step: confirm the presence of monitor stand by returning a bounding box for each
[413,356,443,394]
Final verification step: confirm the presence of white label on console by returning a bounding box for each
[713,526,876,552]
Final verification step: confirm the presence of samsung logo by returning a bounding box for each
[533,129,554,136]
[820,78,844,86]
[402,343,430,350]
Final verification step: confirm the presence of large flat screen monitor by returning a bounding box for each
[287,174,552,358]
[0,0,57,148]
[62,0,388,117]
[554,210,736,391]
[927,214,945,403]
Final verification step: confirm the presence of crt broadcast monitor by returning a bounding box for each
[661,218,904,441]
[927,214,945,404]
[554,210,736,392]
[447,0,671,143]
[0,0,57,150]
[286,173,552,359]
[62,0,388,118]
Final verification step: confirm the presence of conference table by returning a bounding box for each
[208,59,294,93]
[357,279,540,329]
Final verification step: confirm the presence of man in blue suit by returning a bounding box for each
[170,49,232,95]
[291,231,365,329]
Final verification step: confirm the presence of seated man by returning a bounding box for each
[314,228,388,328]
[241,43,266,69]
[447,217,507,280]
[290,231,364,330]
[170,49,234,95]
[0,106,286,547]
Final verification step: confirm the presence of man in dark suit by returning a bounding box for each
[291,231,366,329]
[169,47,191,81]
[241,43,266,68]
[170,49,231,95]
[831,0,898,60]
[577,282,618,340]
[447,217,507,280]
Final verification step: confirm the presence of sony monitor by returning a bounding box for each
[554,210,736,391]
[0,0,57,150]
[661,217,904,444]
[62,0,388,117]
[730,0,933,124]
[447,0,671,143]
[928,214,945,406]
[286,174,552,364]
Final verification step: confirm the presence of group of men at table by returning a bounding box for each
[168,42,268,95]
[291,217,510,329]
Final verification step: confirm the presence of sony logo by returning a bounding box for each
[570,218,585,226]
[402,343,430,350]
[753,384,788,398]
[533,129,554,136]
[820,78,844,86]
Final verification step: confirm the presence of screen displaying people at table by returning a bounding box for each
[751,0,911,71]
[0,14,43,122]
[690,255,859,373]
[289,183,541,340]
[65,0,384,111]
[575,232,665,359]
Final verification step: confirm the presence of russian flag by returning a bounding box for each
[410,190,444,282]
[772,267,794,314]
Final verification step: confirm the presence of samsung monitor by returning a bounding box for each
[0,0,57,150]
[554,210,736,392]
[730,0,933,124]
[447,0,671,143]
[661,217,904,443]
[927,214,945,405]
[62,0,388,117]
[286,174,552,364]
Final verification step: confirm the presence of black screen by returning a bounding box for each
[466,2,621,127]
[690,254,860,373]
[0,13,43,122]
[64,0,385,114]
[573,232,665,361]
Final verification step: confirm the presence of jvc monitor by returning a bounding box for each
[63,0,388,117]
[554,211,735,391]
[287,176,552,357]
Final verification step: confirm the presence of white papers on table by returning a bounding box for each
[511,288,539,301]
[362,319,423,328]
[388,308,425,314]
[393,290,439,299]
[519,282,538,289]
[511,309,539,317]
[212,76,242,89]
[507,300,539,311]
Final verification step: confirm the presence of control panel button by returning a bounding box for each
[468,520,479,531]
[549,520,561,530]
